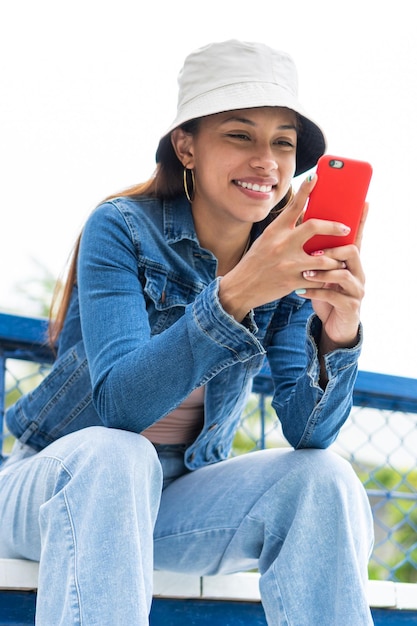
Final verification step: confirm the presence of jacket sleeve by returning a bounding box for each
[267,301,362,449]
[77,203,266,432]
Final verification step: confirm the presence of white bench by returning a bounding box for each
[1,558,416,611]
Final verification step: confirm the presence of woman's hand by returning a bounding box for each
[299,202,368,350]
[219,176,353,323]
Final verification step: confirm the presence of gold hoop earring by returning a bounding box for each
[183,167,195,203]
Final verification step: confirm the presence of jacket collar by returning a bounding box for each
[162,194,268,246]
[163,196,200,245]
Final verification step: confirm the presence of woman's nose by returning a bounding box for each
[249,145,278,172]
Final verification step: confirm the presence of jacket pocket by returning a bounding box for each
[142,263,204,333]
[143,264,203,309]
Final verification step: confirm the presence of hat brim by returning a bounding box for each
[155,81,326,177]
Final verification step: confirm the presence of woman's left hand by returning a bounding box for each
[299,203,369,351]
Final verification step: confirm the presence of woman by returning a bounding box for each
[1,40,374,625]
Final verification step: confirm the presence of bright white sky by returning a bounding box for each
[1,0,416,379]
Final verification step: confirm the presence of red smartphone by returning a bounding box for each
[302,155,372,254]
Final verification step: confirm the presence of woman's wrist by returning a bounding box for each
[218,275,251,323]
[319,327,360,356]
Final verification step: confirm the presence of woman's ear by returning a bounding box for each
[170,128,195,167]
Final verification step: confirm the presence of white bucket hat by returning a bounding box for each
[156,40,326,177]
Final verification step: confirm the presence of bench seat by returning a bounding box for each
[1,558,416,612]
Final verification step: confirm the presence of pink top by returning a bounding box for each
[141,386,205,444]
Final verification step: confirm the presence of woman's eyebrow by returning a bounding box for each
[220,116,297,131]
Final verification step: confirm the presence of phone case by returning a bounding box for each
[302,155,372,254]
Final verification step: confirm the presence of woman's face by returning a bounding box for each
[182,107,297,226]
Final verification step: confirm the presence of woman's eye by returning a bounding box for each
[226,133,250,140]
[274,139,296,149]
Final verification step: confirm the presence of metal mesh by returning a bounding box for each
[233,393,417,583]
[1,359,51,454]
[2,357,416,583]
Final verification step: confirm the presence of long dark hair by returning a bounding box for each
[49,118,293,344]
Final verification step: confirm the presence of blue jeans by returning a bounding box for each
[0,427,374,625]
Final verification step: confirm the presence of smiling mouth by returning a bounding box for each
[235,180,274,193]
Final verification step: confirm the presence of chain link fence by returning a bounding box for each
[1,333,417,584]
[234,388,417,583]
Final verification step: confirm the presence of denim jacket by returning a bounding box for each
[6,195,362,470]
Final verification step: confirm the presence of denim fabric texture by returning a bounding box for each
[0,428,374,625]
[0,195,374,624]
[6,195,362,468]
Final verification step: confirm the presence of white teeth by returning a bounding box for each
[236,180,272,193]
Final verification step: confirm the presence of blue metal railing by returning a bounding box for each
[1,311,417,583]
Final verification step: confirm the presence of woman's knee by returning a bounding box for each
[265,448,368,511]
[286,449,372,528]
[292,448,363,494]
[296,447,354,477]
[41,426,162,485]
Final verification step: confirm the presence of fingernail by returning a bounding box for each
[310,250,324,256]
[295,288,307,295]
[305,174,314,182]
[341,224,351,234]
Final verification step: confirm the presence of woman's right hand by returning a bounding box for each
[218,176,350,322]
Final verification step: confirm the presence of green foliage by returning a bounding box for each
[232,394,284,456]
[3,361,52,455]
[356,464,417,582]
[233,401,417,583]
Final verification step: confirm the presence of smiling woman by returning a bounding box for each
[170,108,298,240]
[1,40,374,626]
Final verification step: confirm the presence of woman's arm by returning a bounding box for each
[77,202,266,432]
[267,301,362,450]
